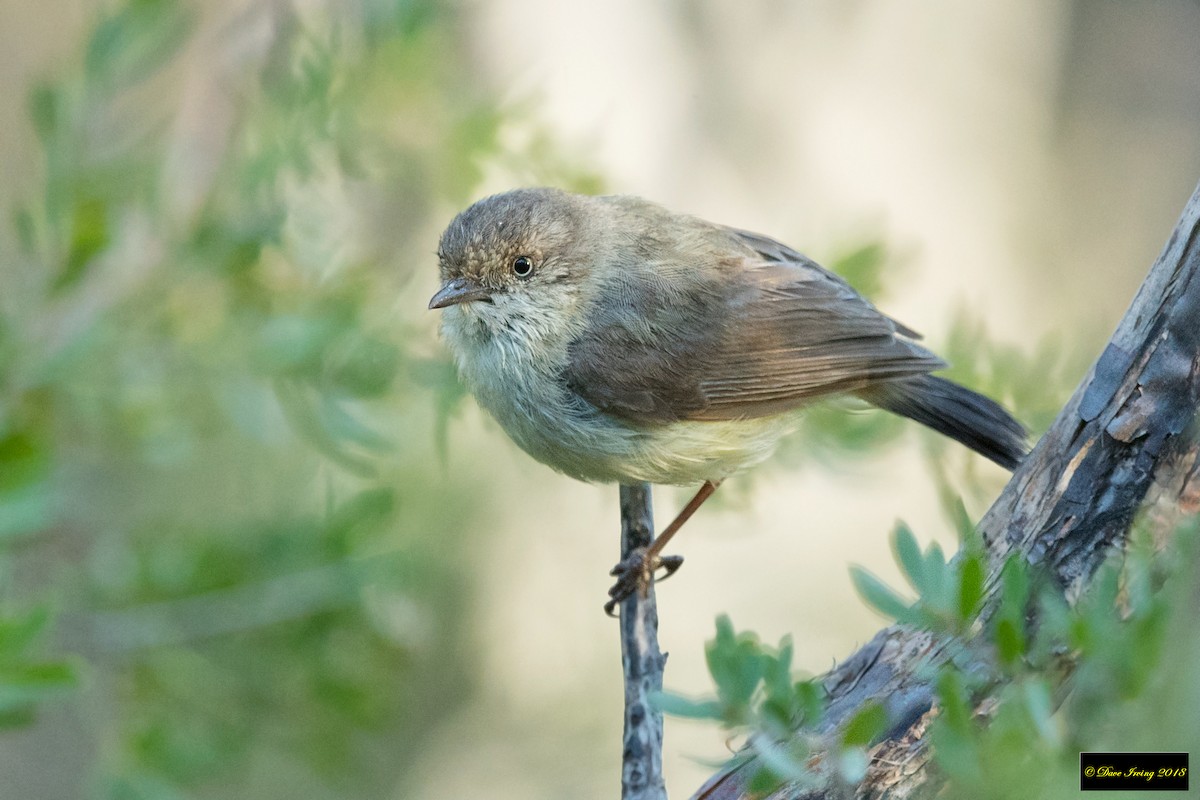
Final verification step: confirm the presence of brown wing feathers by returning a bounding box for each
[692,262,943,420]
[565,229,943,423]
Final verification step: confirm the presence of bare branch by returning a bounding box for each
[619,482,669,800]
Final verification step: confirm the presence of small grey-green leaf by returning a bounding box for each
[924,541,949,609]
[850,567,914,622]
[947,496,974,542]
[650,691,722,720]
[999,556,1031,620]
[1022,680,1059,746]
[838,747,870,783]
[936,668,972,733]
[892,521,926,593]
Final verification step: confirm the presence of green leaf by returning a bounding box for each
[994,618,1024,666]
[1021,680,1059,746]
[892,521,926,593]
[936,669,973,734]
[1,661,76,689]
[999,556,1030,618]
[746,764,789,796]
[0,431,53,539]
[994,556,1030,667]
[85,0,192,88]
[832,240,887,300]
[956,553,985,625]
[705,615,767,713]
[761,637,794,700]
[947,496,974,542]
[0,431,49,494]
[923,541,949,609]
[841,700,889,747]
[849,567,914,622]
[759,639,806,731]
[0,660,78,712]
[28,84,60,145]
[651,691,722,721]
[1033,588,1071,654]
[0,608,51,657]
[838,746,870,783]
[792,679,826,725]
[55,196,110,292]
[748,743,810,792]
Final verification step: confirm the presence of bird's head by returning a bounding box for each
[429,188,592,336]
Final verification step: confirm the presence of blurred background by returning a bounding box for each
[1,1,1199,798]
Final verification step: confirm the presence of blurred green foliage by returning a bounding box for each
[0,1,597,798]
[654,617,826,793]
[0,606,77,728]
[850,520,987,635]
[666,507,1200,798]
[925,518,1199,800]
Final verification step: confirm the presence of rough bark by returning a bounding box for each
[692,181,1200,800]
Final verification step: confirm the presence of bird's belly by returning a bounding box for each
[594,416,797,486]
[454,326,796,485]
[482,383,795,485]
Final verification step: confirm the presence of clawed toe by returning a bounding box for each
[603,548,684,616]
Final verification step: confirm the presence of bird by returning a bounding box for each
[428,187,1026,614]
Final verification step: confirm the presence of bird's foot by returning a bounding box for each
[604,549,684,616]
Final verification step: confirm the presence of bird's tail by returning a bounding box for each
[859,374,1027,470]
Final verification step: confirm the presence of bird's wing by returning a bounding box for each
[563,228,945,423]
[730,227,925,339]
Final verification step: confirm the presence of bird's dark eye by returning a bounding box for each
[512,256,534,278]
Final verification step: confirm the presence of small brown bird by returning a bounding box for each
[429,188,1026,614]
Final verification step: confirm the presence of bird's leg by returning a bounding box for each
[604,479,723,616]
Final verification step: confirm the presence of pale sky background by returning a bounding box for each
[3,1,1200,799]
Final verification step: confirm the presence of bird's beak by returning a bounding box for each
[428,277,492,310]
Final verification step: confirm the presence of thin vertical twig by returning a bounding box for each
[618,483,668,800]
